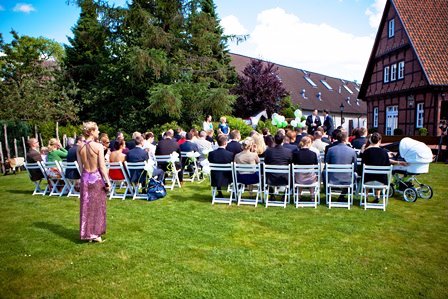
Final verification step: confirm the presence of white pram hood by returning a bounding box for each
[399,137,433,163]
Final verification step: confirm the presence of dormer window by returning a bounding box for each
[321,80,333,90]
[304,76,317,87]
[356,99,360,106]
[388,18,395,38]
[343,85,353,94]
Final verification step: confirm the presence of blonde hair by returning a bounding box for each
[220,116,226,123]
[47,138,59,152]
[251,132,266,155]
[299,136,312,148]
[241,137,254,150]
[82,121,98,138]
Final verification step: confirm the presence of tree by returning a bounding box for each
[0,31,78,123]
[232,59,288,118]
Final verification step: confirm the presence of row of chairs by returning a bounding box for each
[209,162,393,211]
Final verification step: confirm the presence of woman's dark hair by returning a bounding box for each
[114,138,126,151]
[369,132,382,144]
[264,135,275,148]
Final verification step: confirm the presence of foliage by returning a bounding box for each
[1,164,448,297]
[393,128,403,135]
[418,127,428,136]
[279,96,300,119]
[64,0,237,133]
[368,127,379,134]
[256,119,278,135]
[152,120,181,141]
[225,116,253,138]
[0,31,79,123]
[232,58,289,118]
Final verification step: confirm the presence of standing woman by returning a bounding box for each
[77,122,111,243]
[203,115,213,132]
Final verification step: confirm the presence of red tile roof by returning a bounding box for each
[393,0,448,85]
[229,53,366,115]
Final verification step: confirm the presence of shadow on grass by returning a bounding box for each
[33,222,83,244]
[5,189,35,195]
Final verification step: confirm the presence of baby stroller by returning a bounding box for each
[389,137,433,202]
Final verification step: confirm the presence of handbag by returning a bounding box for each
[146,178,167,201]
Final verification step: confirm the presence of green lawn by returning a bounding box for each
[1,164,448,298]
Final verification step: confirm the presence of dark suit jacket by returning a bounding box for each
[126,147,149,183]
[283,143,298,152]
[323,115,334,136]
[156,138,180,156]
[264,145,292,186]
[226,140,242,157]
[180,141,199,153]
[208,147,234,188]
[26,149,44,181]
[352,137,367,150]
[65,145,80,179]
[305,115,322,135]
[126,139,136,151]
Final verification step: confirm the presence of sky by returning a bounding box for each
[0,0,387,82]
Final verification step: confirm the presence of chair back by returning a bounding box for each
[24,161,47,180]
[263,164,291,187]
[361,164,393,188]
[292,164,321,186]
[325,163,355,187]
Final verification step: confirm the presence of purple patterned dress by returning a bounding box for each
[80,168,107,240]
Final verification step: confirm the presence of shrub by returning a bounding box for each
[368,127,379,134]
[393,128,403,135]
[257,119,278,135]
[418,128,428,136]
[226,116,253,138]
[152,121,180,141]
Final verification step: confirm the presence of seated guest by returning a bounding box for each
[286,129,297,145]
[226,129,242,157]
[173,127,183,141]
[234,137,260,185]
[292,136,319,197]
[264,132,292,186]
[360,132,407,202]
[26,138,44,181]
[126,131,141,151]
[205,129,215,144]
[40,146,49,162]
[126,135,149,183]
[143,132,156,156]
[155,129,182,183]
[109,131,124,152]
[352,127,368,150]
[208,135,234,198]
[264,135,275,148]
[180,132,200,175]
[194,130,213,160]
[293,127,305,145]
[177,131,187,145]
[283,135,297,151]
[325,130,357,201]
[47,138,68,162]
[65,137,75,151]
[65,135,84,180]
[100,134,111,162]
[109,138,127,181]
[251,131,267,157]
[189,128,199,142]
[312,130,328,153]
[348,128,358,144]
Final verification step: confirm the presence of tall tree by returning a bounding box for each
[0,31,78,122]
[232,59,288,118]
[64,0,109,121]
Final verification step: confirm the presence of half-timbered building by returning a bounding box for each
[359,0,448,136]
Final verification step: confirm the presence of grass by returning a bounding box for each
[0,163,448,298]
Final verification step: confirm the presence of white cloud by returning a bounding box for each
[365,0,386,29]
[13,3,36,14]
[221,15,248,35]
[222,8,374,81]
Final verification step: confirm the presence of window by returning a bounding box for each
[391,64,397,81]
[388,19,395,38]
[384,66,390,83]
[343,85,353,94]
[416,103,424,128]
[386,105,398,135]
[304,76,317,87]
[321,80,333,90]
[373,107,379,127]
[398,61,405,79]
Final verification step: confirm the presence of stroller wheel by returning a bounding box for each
[418,184,433,199]
[388,184,395,198]
[403,188,417,202]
